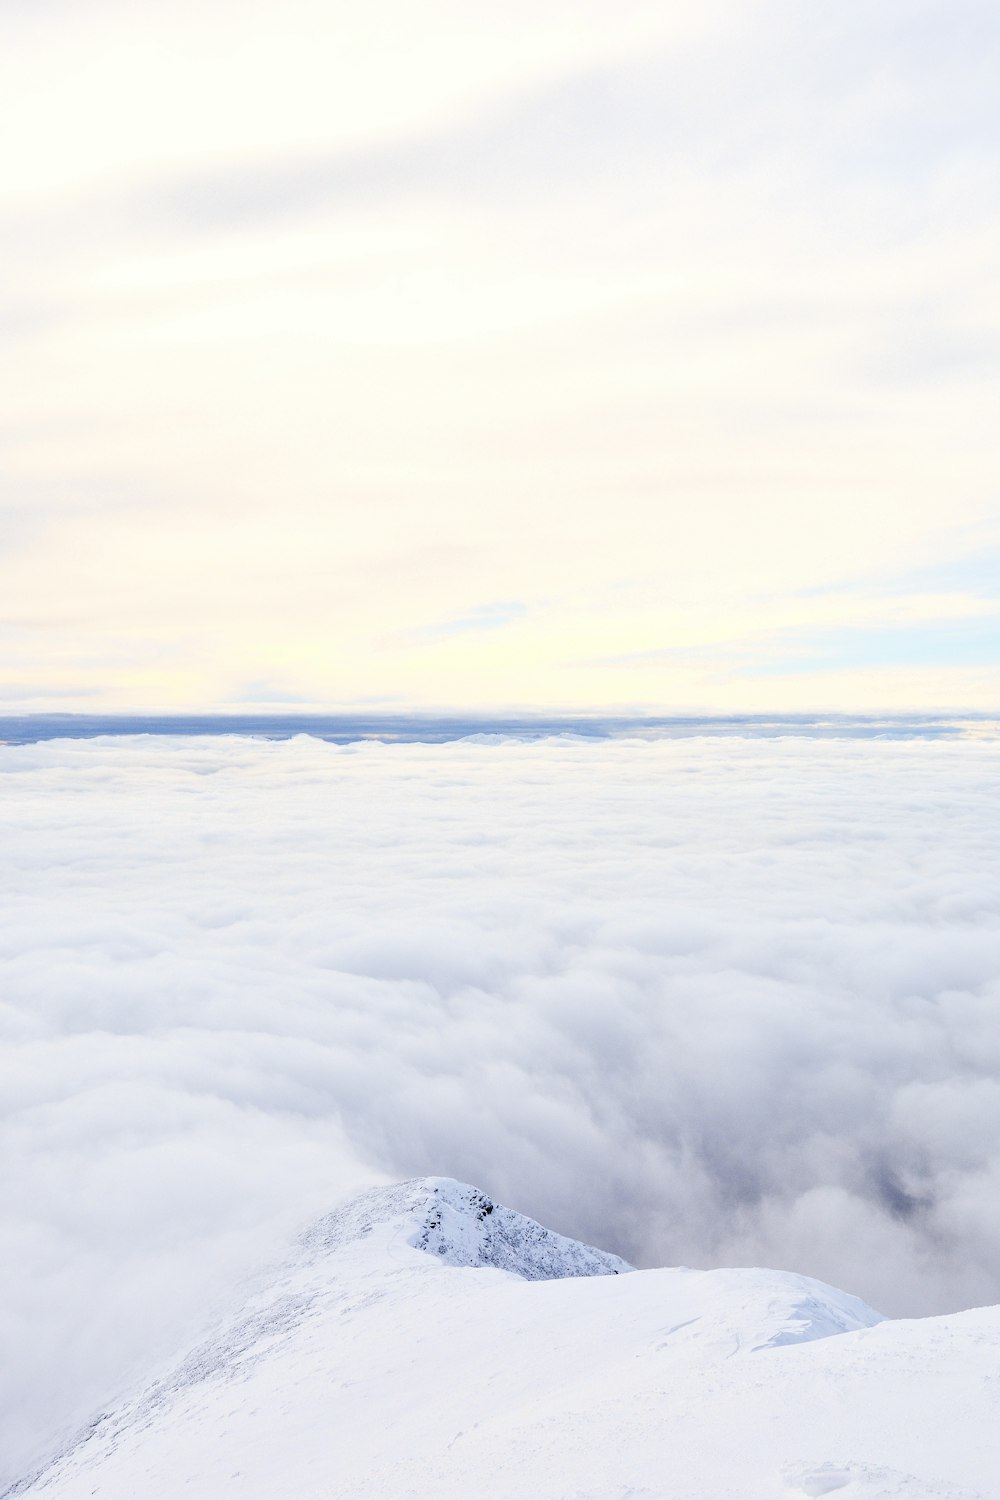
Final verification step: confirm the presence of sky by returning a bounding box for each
[2,0,998,713]
[4,733,1000,1483]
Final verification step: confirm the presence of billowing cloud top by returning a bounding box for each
[1,0,999,711]
[3,732,1000,1484]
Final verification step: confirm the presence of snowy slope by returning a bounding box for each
[8,1179,999,1500]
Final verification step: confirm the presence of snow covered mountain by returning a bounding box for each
[9,1178,999,1500]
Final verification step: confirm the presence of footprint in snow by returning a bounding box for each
[784,1460,986,1498]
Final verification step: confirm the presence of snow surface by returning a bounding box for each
[10,1178,998,1500]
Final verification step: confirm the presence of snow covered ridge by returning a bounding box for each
[9,1179,1000,1500]
[300,1176,633,1279]
[6,1179,627,1497]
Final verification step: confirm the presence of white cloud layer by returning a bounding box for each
[3,733,1000,1481]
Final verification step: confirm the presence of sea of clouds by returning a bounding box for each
[3,732,1000,1483]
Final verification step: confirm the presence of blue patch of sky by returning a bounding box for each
[902,550,1000,599]
[746,615,1000,677]
[416,603,527,640]
[793,544,1000,603]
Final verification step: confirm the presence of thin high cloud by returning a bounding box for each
[129,0,998,233]
[3,735,1000,1483]
[2,0,998,712]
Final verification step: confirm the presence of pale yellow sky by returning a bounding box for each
[2,0,998,712]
